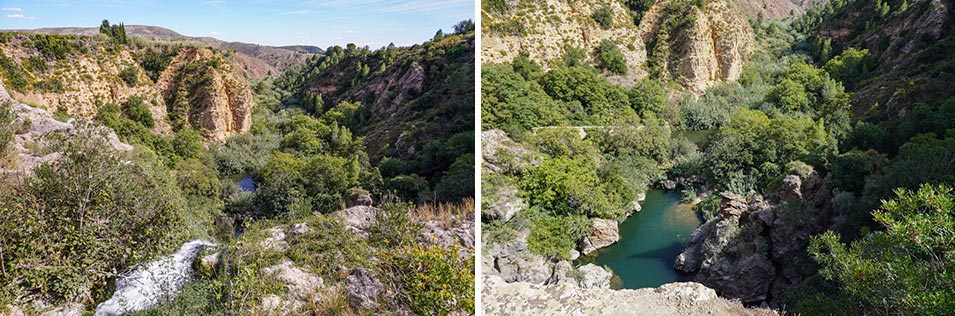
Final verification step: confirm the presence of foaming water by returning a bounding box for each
[94,239,216,316]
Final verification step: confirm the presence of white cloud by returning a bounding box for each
[210,31,222,36]
[345,30,355,33]
[7,13,35,20]
[1,8,23,12]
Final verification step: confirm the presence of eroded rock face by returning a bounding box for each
[157,47,253,141]
[345,268,384,310]
[481,130,539,174]
[0,80,133,176]
[483,275,779,316]
[677,169,834,305]
[482,179,526,222]
[334,206,378,238]
[580,218,620,256]
[482,0,754,91]
[483,229,553,284]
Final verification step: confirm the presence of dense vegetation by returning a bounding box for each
[483,57,675,260]
[0,20,475,316]
[483,0,955,313]
[274,27,475,204]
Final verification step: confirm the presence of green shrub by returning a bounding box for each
[124,95,155,128]
[434,154,474,202]
[0,129,185,303]
[120,65,140,86]
[628,79,667,116]
[527,214,591,260]
[808,184,955,315]
[592,5,614,29]
[0,106,13,159]
[597,39,627,75]
[381,244,474,316]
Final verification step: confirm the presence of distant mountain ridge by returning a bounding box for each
[18,25,323,78]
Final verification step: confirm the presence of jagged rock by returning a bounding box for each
[481,130,538,174]
[334,206,378,238]
[483,229,552,284]
[345,268,384,310]
[548,260,574,285]
[156,47,253,141]
[779,175,802,201]
[675,214,775,304]
[579,218,620,256]
[260,226,289,251]
[262,259,324,301]
[288,223,313,236]
[483,180,526,222]
[483,275,779,316]
[626,200,642,216]
[0,80,134,175]
[421,216,475,249]
[719,192,748,219]
[576,264,612,289]
[568,249,580,261]
[346,188,374,207]
[482,0,754,92]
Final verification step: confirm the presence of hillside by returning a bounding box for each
[0,20,475,316]
[798,0,955,121]
[23,25,321,79]
[0,31,253,141]
[482,0,755,92]
[272,28,475,204]
[481,0,955,314]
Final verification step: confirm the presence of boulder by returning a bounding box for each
[261,259,324,301]
[576,264,612,289]
[334,206,378,238]
[288,222,313,236]
[718,192,748,219]
[481,130,538,174]
[345,268,384,310]
[579,218,620,256]
[260,226,289,251]
[483,180,525,222]
[483,229,552,284]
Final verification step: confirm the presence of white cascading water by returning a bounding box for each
[94,239,217,316]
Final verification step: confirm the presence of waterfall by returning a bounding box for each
[94,239,217,316]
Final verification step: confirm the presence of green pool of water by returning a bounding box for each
[580,189,703,289]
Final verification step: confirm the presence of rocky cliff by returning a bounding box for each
[482,0,755,92]
[483,275,778,315]
[25,25,319,79]
[675,168,834,305]
[156,47,254,140]
[0,32,253,141]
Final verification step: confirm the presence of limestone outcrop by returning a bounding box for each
[579,218,620,255]
[482,0,755,92]
[483,275,779,316]
[675,169,834,305]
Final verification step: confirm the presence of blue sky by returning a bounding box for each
[0,0,474,48]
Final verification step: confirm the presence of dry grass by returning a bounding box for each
[411,197,474,229]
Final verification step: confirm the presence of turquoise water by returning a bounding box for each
[581,189,703,289]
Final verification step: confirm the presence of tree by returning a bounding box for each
[453,19,475,34]
[809,184,955,315]
[592,5,614,29]
[597,39,627,75]
[628,79,667,116]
